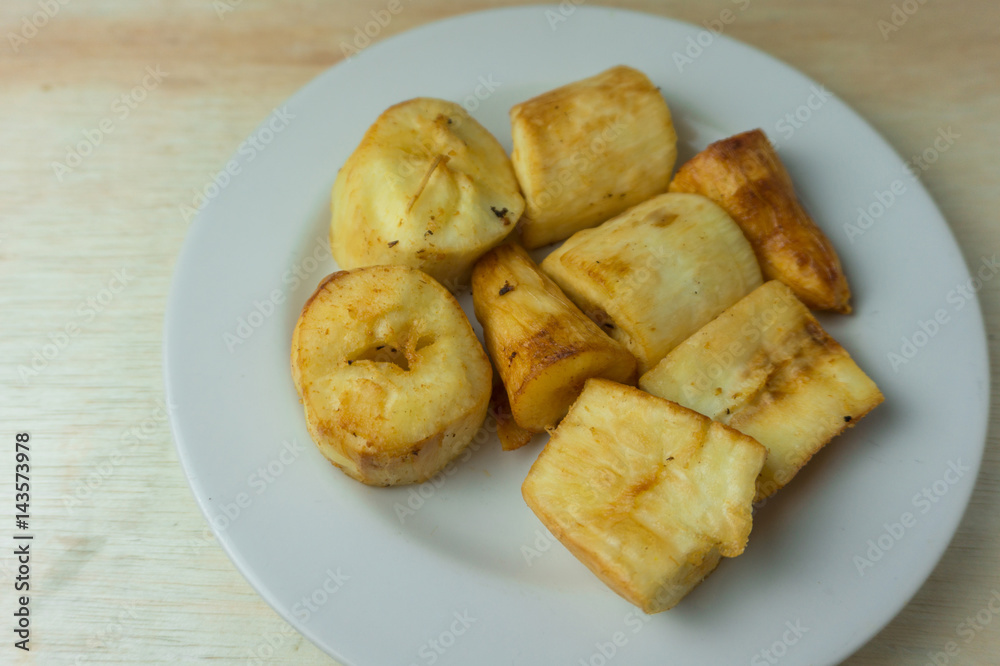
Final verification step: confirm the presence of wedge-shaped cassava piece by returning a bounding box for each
[510,65,677,249]
[291,265,492,486]
[541,193,763,374]
[669,129,852,313]
[522,379,767,613]
[639,281,883,500]
[489,369,533,451]
[331,98,524,290]
[472,243,636,433]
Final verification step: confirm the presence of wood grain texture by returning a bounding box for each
[0,0,996,663]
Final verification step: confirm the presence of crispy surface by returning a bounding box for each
[331,98,524,290]
[669,129,851,312]
[522,379,766,613]
[472,243,636,432]
[640,281,883,500]
[489,372,533,451]
[510,65,677,248]
[541,193,763,373]
[291,265,491,486]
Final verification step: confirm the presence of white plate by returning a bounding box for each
[164,6,990,665]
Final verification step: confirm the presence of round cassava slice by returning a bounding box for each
[291,265,492,486]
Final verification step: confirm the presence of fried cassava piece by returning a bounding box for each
[473,242,636,434]
[510,65,677,249]
[541,192,763,374]
[669,129,852,313]
[523,379,766,612]
[331,98,524,289]
[292,265,491,486]
[640,280,883,500]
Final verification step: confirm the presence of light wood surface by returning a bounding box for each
[1,1,997,663]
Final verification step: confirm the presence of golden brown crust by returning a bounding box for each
[291,265,492,486]
[489,372,533,451]
[510,65,677,248]
[539,193,763,373]
[330,98,524,289]
[472,243,637,432]
[669,129,852,313]
[299,270,348,315]
[521,379,766,612]
[639,281,883,501]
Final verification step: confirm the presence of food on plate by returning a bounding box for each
[472,243,637,433]
[292,68,890,614]
[510,65,677,249]
[330,97,525,290]
[489,372,534,451]
[291,265,492,486]
[639,280,883,500]
[522,379,767,613]
[540,192,763,374]
[669,129,852,313]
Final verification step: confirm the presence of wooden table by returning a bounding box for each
[1,1,996,663]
